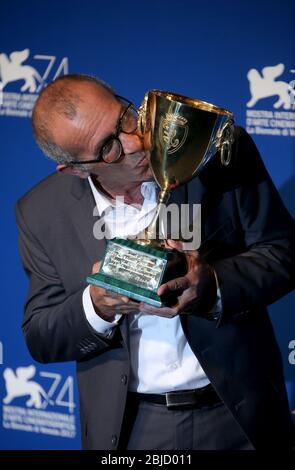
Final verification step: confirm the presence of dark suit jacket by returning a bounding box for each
[16,127,295,449]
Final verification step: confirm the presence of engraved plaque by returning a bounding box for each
[87,238,169,306]
[101,241,167,292]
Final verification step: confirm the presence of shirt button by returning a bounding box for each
[121,374,127,385]
[111,435,117,446]
[169,362,178,370]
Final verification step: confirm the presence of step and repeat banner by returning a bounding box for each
[1,0,294,449]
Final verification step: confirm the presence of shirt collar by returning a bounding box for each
[88,176,158,216]
[88,176,113,216]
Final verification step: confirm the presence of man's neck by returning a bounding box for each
[90,176,144,206]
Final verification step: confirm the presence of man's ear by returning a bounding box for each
[56,164,89,179]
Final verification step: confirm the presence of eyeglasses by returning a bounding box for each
[65,95,140,166]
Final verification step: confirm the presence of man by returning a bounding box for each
[16,74,295,450]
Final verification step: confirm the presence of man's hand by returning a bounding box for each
[139,240,217,318]
[90,261,140,322]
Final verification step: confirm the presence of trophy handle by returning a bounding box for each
[137,91,149,135]
[217,118,235,166]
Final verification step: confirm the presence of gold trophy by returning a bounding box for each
[87,90,234,306]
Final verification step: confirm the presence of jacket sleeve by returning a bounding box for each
[16,200,119,363]
[212,127,295,324]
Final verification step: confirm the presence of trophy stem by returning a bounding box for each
[139,188,171,247]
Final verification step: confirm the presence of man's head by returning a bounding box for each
[32,74,152,199]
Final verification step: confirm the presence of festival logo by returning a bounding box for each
[2,364,76,438]
[0,49,43,93]
[245,63,295,137]
[3,366,53,409]
[0,48,69,117]
[247,63,293,110]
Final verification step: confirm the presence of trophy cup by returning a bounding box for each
[87,90,235,306]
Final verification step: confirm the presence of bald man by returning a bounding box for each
[16,74,295,450]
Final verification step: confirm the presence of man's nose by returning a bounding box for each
[119,131,144,155]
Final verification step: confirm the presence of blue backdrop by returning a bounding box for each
[1,0,294,449]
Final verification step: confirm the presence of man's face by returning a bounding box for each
[51,82,153,194]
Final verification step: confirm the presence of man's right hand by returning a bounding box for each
[89,261,140,322]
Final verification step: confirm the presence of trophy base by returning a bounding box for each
[87,238,169,307]
[87,272,163,306]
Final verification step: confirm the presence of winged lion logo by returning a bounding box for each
[0,48,43,93]
[247,63,294,110]
[3,365,53,409]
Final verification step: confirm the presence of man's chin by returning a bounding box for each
[142,171,155,184]
[135,164,154,179]
[146,175,155,182]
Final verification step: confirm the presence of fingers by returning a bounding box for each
[118,304,141,314]
[90,262,135,303]
[107,290,130,302]
[103,296,129,307]
[139,302,178,318]
[106,295,140,314]
[101,303,140,315]
[106,292,139,305]
[91,261,101,274]
[173,287,198,314]
[165,239,201,256]
[165,239,186,251]
[157,275,191,296]
[90,285,134,305]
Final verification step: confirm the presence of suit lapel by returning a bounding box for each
[165,178,206,245]
[70,177,106,265]
[168,162,225,255]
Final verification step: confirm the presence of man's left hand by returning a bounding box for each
[139,240,217,318]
